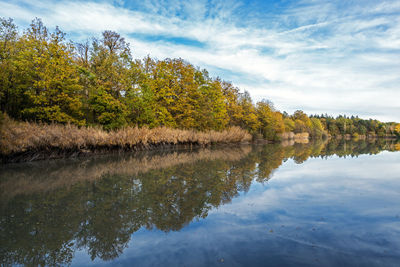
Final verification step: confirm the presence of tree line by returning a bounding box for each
[1,18,399,139]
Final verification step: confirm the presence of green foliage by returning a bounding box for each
[256,100,284,140]
[311,114,397,138]
[89,88,128,130]
[310,118,325,138]
[237,91,260,134]
[196,80,229,131]
[292,110,311,133]
[1,17,398,137]
[1,18,84,124]
[284,117,295,132]
[0,18,19,116]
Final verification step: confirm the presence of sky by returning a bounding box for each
[1,0,400,121]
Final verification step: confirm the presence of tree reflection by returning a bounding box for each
[0,139,399,265]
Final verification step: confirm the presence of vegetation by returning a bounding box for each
[0,114,250,161]
[1,17,399,158]
[310,114,400,138]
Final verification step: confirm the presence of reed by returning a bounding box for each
[0,115,251,159]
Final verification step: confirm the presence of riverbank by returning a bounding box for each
[0,116,252,163]
[1,116,398,163]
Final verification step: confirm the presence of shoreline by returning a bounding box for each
[1,117,398,164]
[2,135,398,164]
[0,117,252,163]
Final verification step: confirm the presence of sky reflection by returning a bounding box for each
[1,140,399,266]
[73,148,400,266]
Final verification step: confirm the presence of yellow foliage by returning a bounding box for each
[395,143,400,151]
[395,124,400,134]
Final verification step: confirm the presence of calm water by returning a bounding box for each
[1,140,400,266]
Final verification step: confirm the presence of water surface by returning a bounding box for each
[1,139,400,266]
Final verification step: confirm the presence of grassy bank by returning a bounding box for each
[0,115,251,162]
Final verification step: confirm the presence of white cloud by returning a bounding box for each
[1,0,399,121]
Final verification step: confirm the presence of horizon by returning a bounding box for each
[1,0,399,122]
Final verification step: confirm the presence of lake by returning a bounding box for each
[1,139,400,266]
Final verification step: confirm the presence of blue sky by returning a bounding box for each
[1,0,400,121]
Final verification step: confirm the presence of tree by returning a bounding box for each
[13,19,84,124]
[359,125,367,135]
[89,88,128,130]
[124,59,157,127]
[284,117,295,132]
[90,31,131,98]
[196,79,228,131]
[292,110,311,132]
[395,124,400,136]
[0,18,19,118]
[2,17,399,136]
[85,30,133,127]
[236,91,260,134]
[221,81,244,127]
[256,100,284,140]
[310,117,326,138]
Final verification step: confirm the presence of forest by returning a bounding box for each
[1,17,399,158]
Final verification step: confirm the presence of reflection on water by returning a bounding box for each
[0,139,399,266]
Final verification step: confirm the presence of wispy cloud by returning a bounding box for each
[1,0,399,121]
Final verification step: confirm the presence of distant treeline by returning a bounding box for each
[1,18,399,140]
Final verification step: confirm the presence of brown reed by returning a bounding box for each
[0,115,252,157]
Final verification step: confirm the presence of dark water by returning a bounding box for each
[1,139,400,266]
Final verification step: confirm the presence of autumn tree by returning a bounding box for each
[310,117,326,138]
[256,100,284,140]
[1,17,398,138]
[395,124,400,137]
[221,81,244,127]
[10,19,84,124]
[123,58,157,127]
[87,30,132,129]
[236,91,260,134]
[284,117,295,132]
[0,18,19,118]
[195,77,229,131]
[292,110,311,133]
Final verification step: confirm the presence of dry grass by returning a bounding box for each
[0,115,251,156]
[294,132,310,140]
[279,132,295,140]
